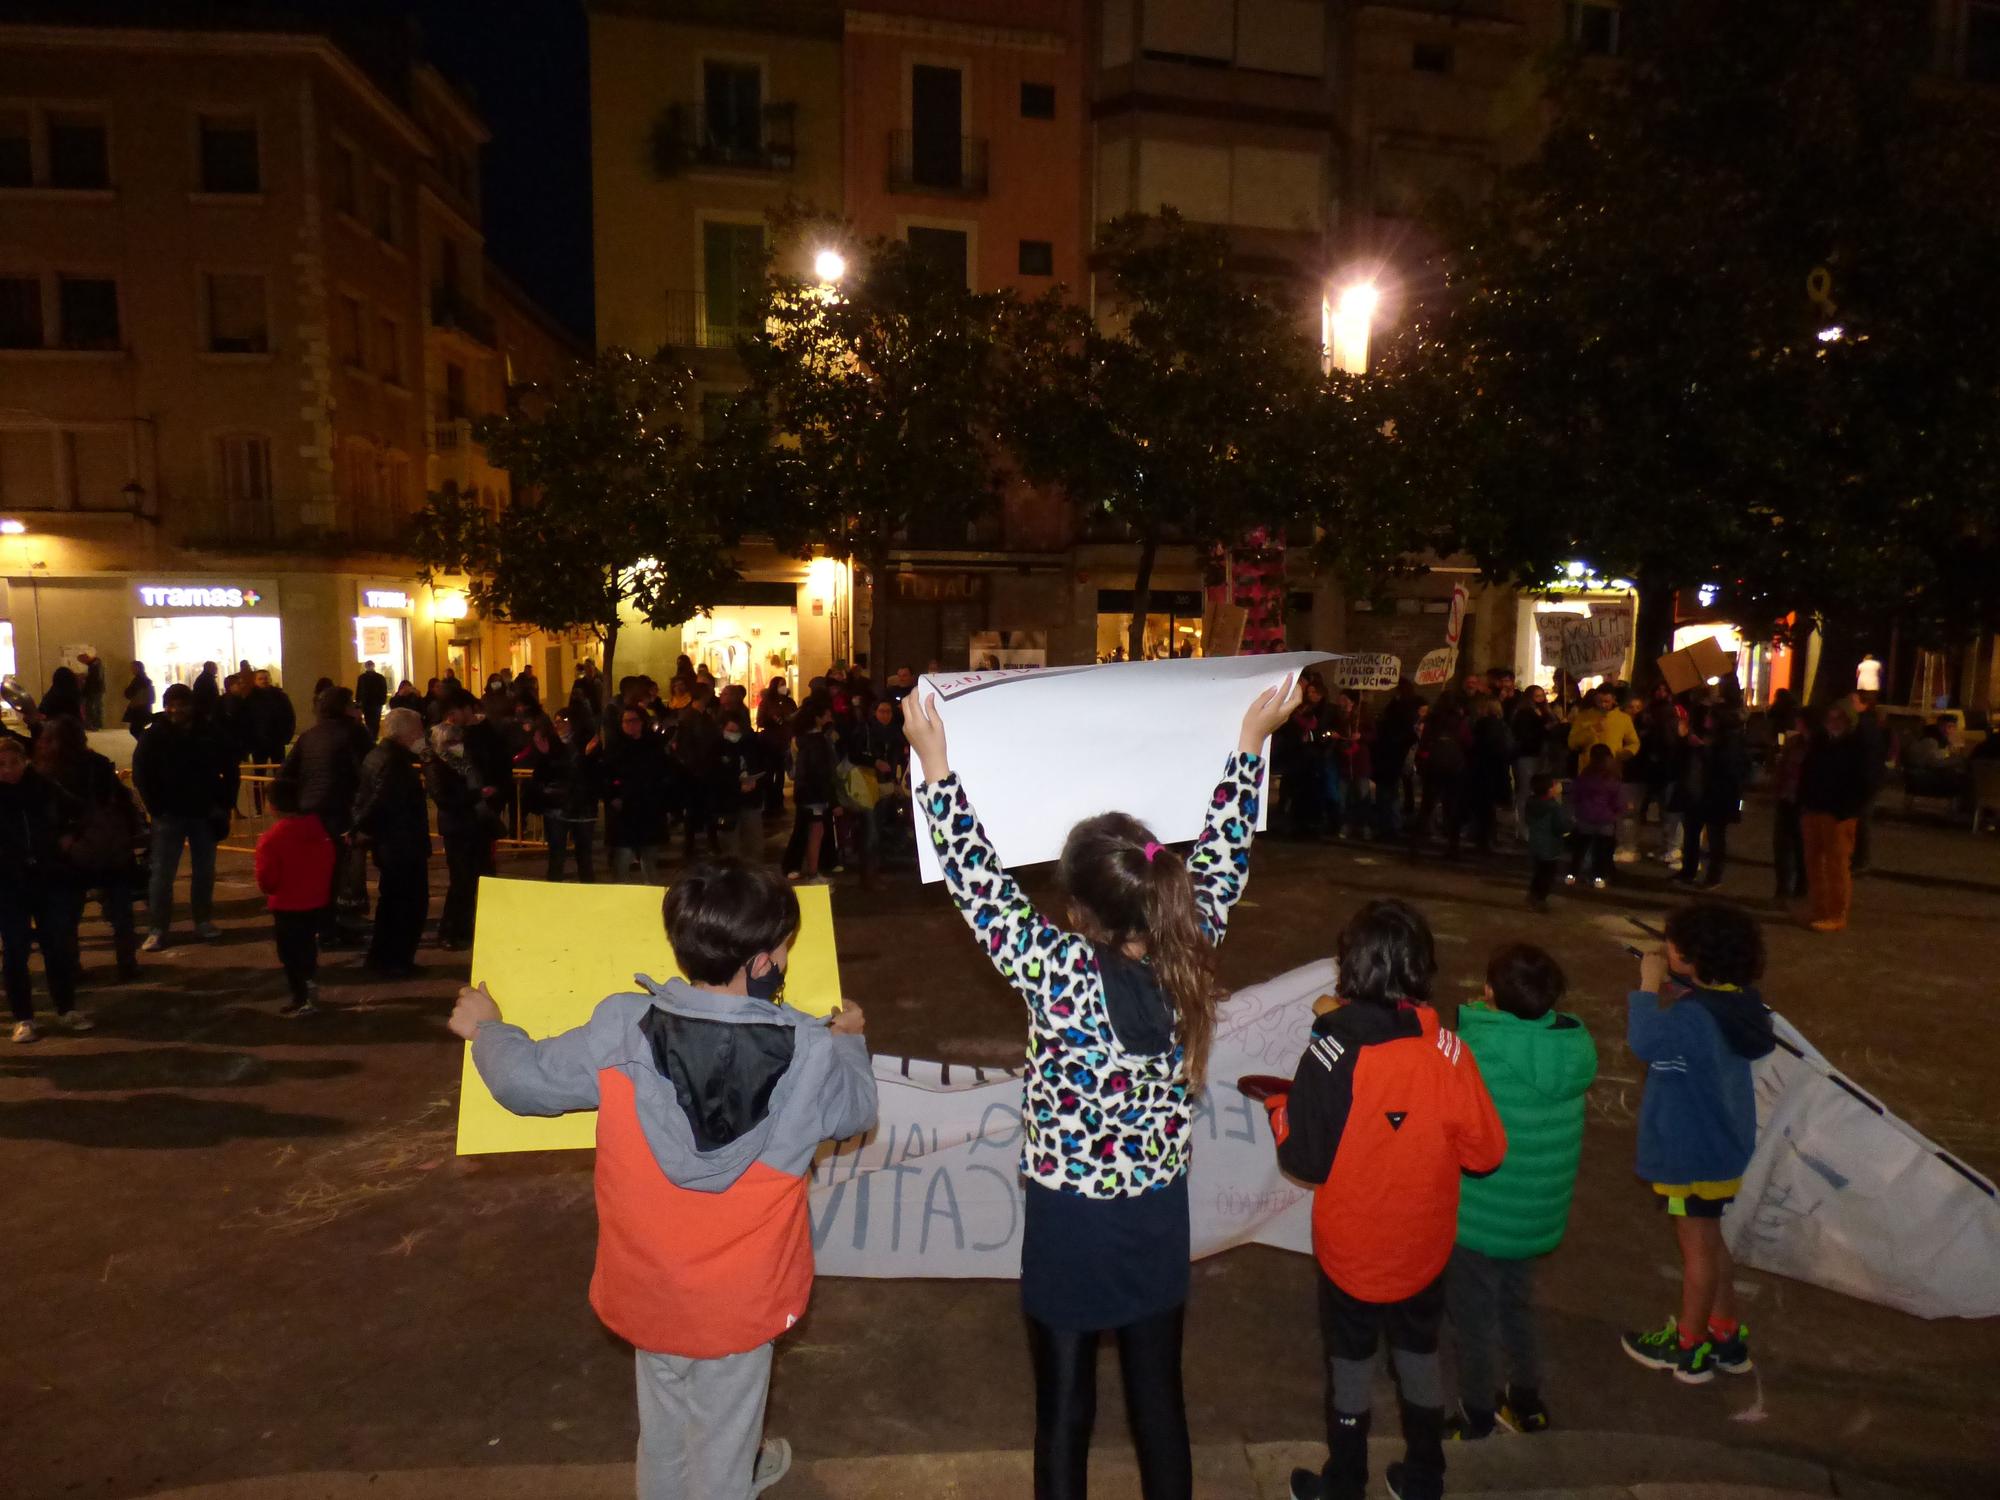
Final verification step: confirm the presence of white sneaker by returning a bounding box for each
[53,1010,95,1032]
[141,932,168,953]
[1563,874,1578,888]
[1591,876,1608,891]
[752,1437,792,1494]
[11,1020,38,1044]
[194,922,223,942]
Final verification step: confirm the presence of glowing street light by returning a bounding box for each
[0,519,25,535]
[1325,281,1380,375]
[1817,325,1844,343]
[813,248,847,285]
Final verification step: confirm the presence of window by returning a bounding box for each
[1020,82,1056,119]
[909,64,966,190]
[1412,42,1453,73]
[703,60,763,154]
[204,272,268,353]
[373,173,399,246]
[376,312,401,384]
[46,112,109,190]
[57,275,119,349]
[440,237,462,295]
[336,293,365,368]
[444,361,467,420]
[1970,2,2000,83]
[702,220,765,341]
[907,225,970,287]
[1018,239,1054,276]
[380,450,411,530]
[214,433,274,539]
[332,141,359,216]
[0,108,28,187]
[0,276,42,348]
[198,113,259,193]
[1566,1,1621,57]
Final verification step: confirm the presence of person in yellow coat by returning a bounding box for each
[1566,686,1641,764]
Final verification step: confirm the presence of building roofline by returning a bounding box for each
[587,0,843,40]
[0,24,436,158]
[485,260,590,356]
[414,63,493,146]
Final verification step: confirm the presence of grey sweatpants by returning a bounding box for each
[635,1341,774,1500]
[1445,1245,1542,1409]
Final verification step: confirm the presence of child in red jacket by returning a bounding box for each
[255,779,335,1016]
[1266,899,1506,1500]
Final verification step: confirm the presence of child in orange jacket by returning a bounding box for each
[1265,899,1506,1500]
[253,779,335,1017]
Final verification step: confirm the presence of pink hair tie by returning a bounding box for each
[1142,840,1165,862]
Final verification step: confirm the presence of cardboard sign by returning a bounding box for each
[1560,613,1633,679]
[1325,653,1402,692]
[455,878,842,1155]
[1657,634,1736,695]
[1413,646,1458,688]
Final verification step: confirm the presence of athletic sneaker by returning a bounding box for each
[279,998,320,1018]
[1591,876,1608,891]
[52,1009,95,1032]
[1563,874,1578,887]
[141,932,168,953]
[1621,1317,1716,1384]
[194,921,223,942]
[11,1020,39,1044]
[751,1437,792,1494]
[1443,1402,1498,1440]
[1709,1323,1755,1375]
[1496,1385,1550,1433]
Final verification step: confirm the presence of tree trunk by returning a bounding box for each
[600,616,619,724]
[867,542,890,683]
[1631,574,1678,689]
[1127,528,1160,662]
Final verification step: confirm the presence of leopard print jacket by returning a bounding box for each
[918,753,1266,1199]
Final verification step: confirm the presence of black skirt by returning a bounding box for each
[1020,1173,1191,1333]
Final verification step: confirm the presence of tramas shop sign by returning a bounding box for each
[135,584,265,609]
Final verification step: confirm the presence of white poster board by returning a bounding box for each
[1559,613,1633,679]
[1414,646,1458,688]
[909,652,1331,884]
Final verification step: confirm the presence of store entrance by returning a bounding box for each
[354,615,413,694]
[134,615,283,687]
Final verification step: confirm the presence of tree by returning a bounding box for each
[1002,211,1336,659]
[1378,0,2000,694]
[728,220,1008,676]
[411,349,740,698]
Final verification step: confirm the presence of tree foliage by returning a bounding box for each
[411,348,739,689]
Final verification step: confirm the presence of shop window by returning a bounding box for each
[1018,239,1054,276]
[1020,82,1056,119]
[215,432,274,539]
[57,275,119,349]
[376,312,402,384]
[204,271,269,353]
[198,113,260,194]
[332,140,359,216]
[0,276,42,348]
[336,293,366,369]
[134,613,283,691]
[46,111,109,190]
[1412,42,1453,74]
[0,108,29,187]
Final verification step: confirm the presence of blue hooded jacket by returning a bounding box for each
[1627,983,1775,1185]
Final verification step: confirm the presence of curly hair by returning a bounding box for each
[1664,901,1765,989]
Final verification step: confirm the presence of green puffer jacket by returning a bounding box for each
[1454,1003,1598,1260]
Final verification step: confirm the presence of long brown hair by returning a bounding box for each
[1059,812,1221,1089]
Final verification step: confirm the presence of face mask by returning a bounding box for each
[723,730,742,744]
[745,958,786,1005]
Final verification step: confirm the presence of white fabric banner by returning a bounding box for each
[909,653,1331,884]
[808,960,1331,1277]
[1726,1016,2000,1320]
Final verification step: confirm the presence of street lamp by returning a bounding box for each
[1326,281,1379,375]
[0,519,24,535]
[813,248,847,285]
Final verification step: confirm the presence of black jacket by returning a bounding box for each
[247,686,296,758]
[283,718,370,830]
[43,750,141,877]
[603,729,676,847]
[355,669,389,711]
[352,740,430,861]
[427,753,494,840]
[0,770,69,891]
[1799,730,1871,820]
[524,738,598,821]
[133,719,238,820]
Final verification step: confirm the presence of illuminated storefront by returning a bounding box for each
[131,579,285,687]
[352,583,416,692]
[1095,589,1205,661]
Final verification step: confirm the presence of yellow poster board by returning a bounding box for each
[454,876,842,1155]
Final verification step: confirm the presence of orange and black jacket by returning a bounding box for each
[1269,1000,1506,1304]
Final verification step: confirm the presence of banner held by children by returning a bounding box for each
[454,877,842,1155]
[909,652,1331,884]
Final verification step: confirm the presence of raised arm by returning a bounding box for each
[1186,676,1301,942]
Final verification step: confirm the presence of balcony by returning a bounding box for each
[429,285,496,347]
[651,103,798,176]
[430,415,473,454]
[662,289,759,352]
[888,130,989,197]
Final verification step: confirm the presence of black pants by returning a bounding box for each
[1,883,81,1022]
[546,818,595,882]
[1528,858,1559,903]
[439,832,493,946]
[368,854,429,968]
[1318,1272,1446,1500]
[1772,801,1808,900]
[782,803,835,875]
[1568,831,1614,881]
[1681,814,1729,882]
[1413,772,1464,856]
[273,908,322,1001]
[1027,1304,1190,1500]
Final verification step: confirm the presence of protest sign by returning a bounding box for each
[1413,646,1458,688]
[1324,653,1401,693]
[1445,584,1468,647]
[808,959,1328,1276]
[1726,1016,2000,1319]
[1559,612,1633,679]
[454,878,842,1155]
[1657,634,1736,695]
[909,652,1330,883]
[1535,611,1581,666]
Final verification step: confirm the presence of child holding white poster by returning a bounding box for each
[902,677,1299,1500]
